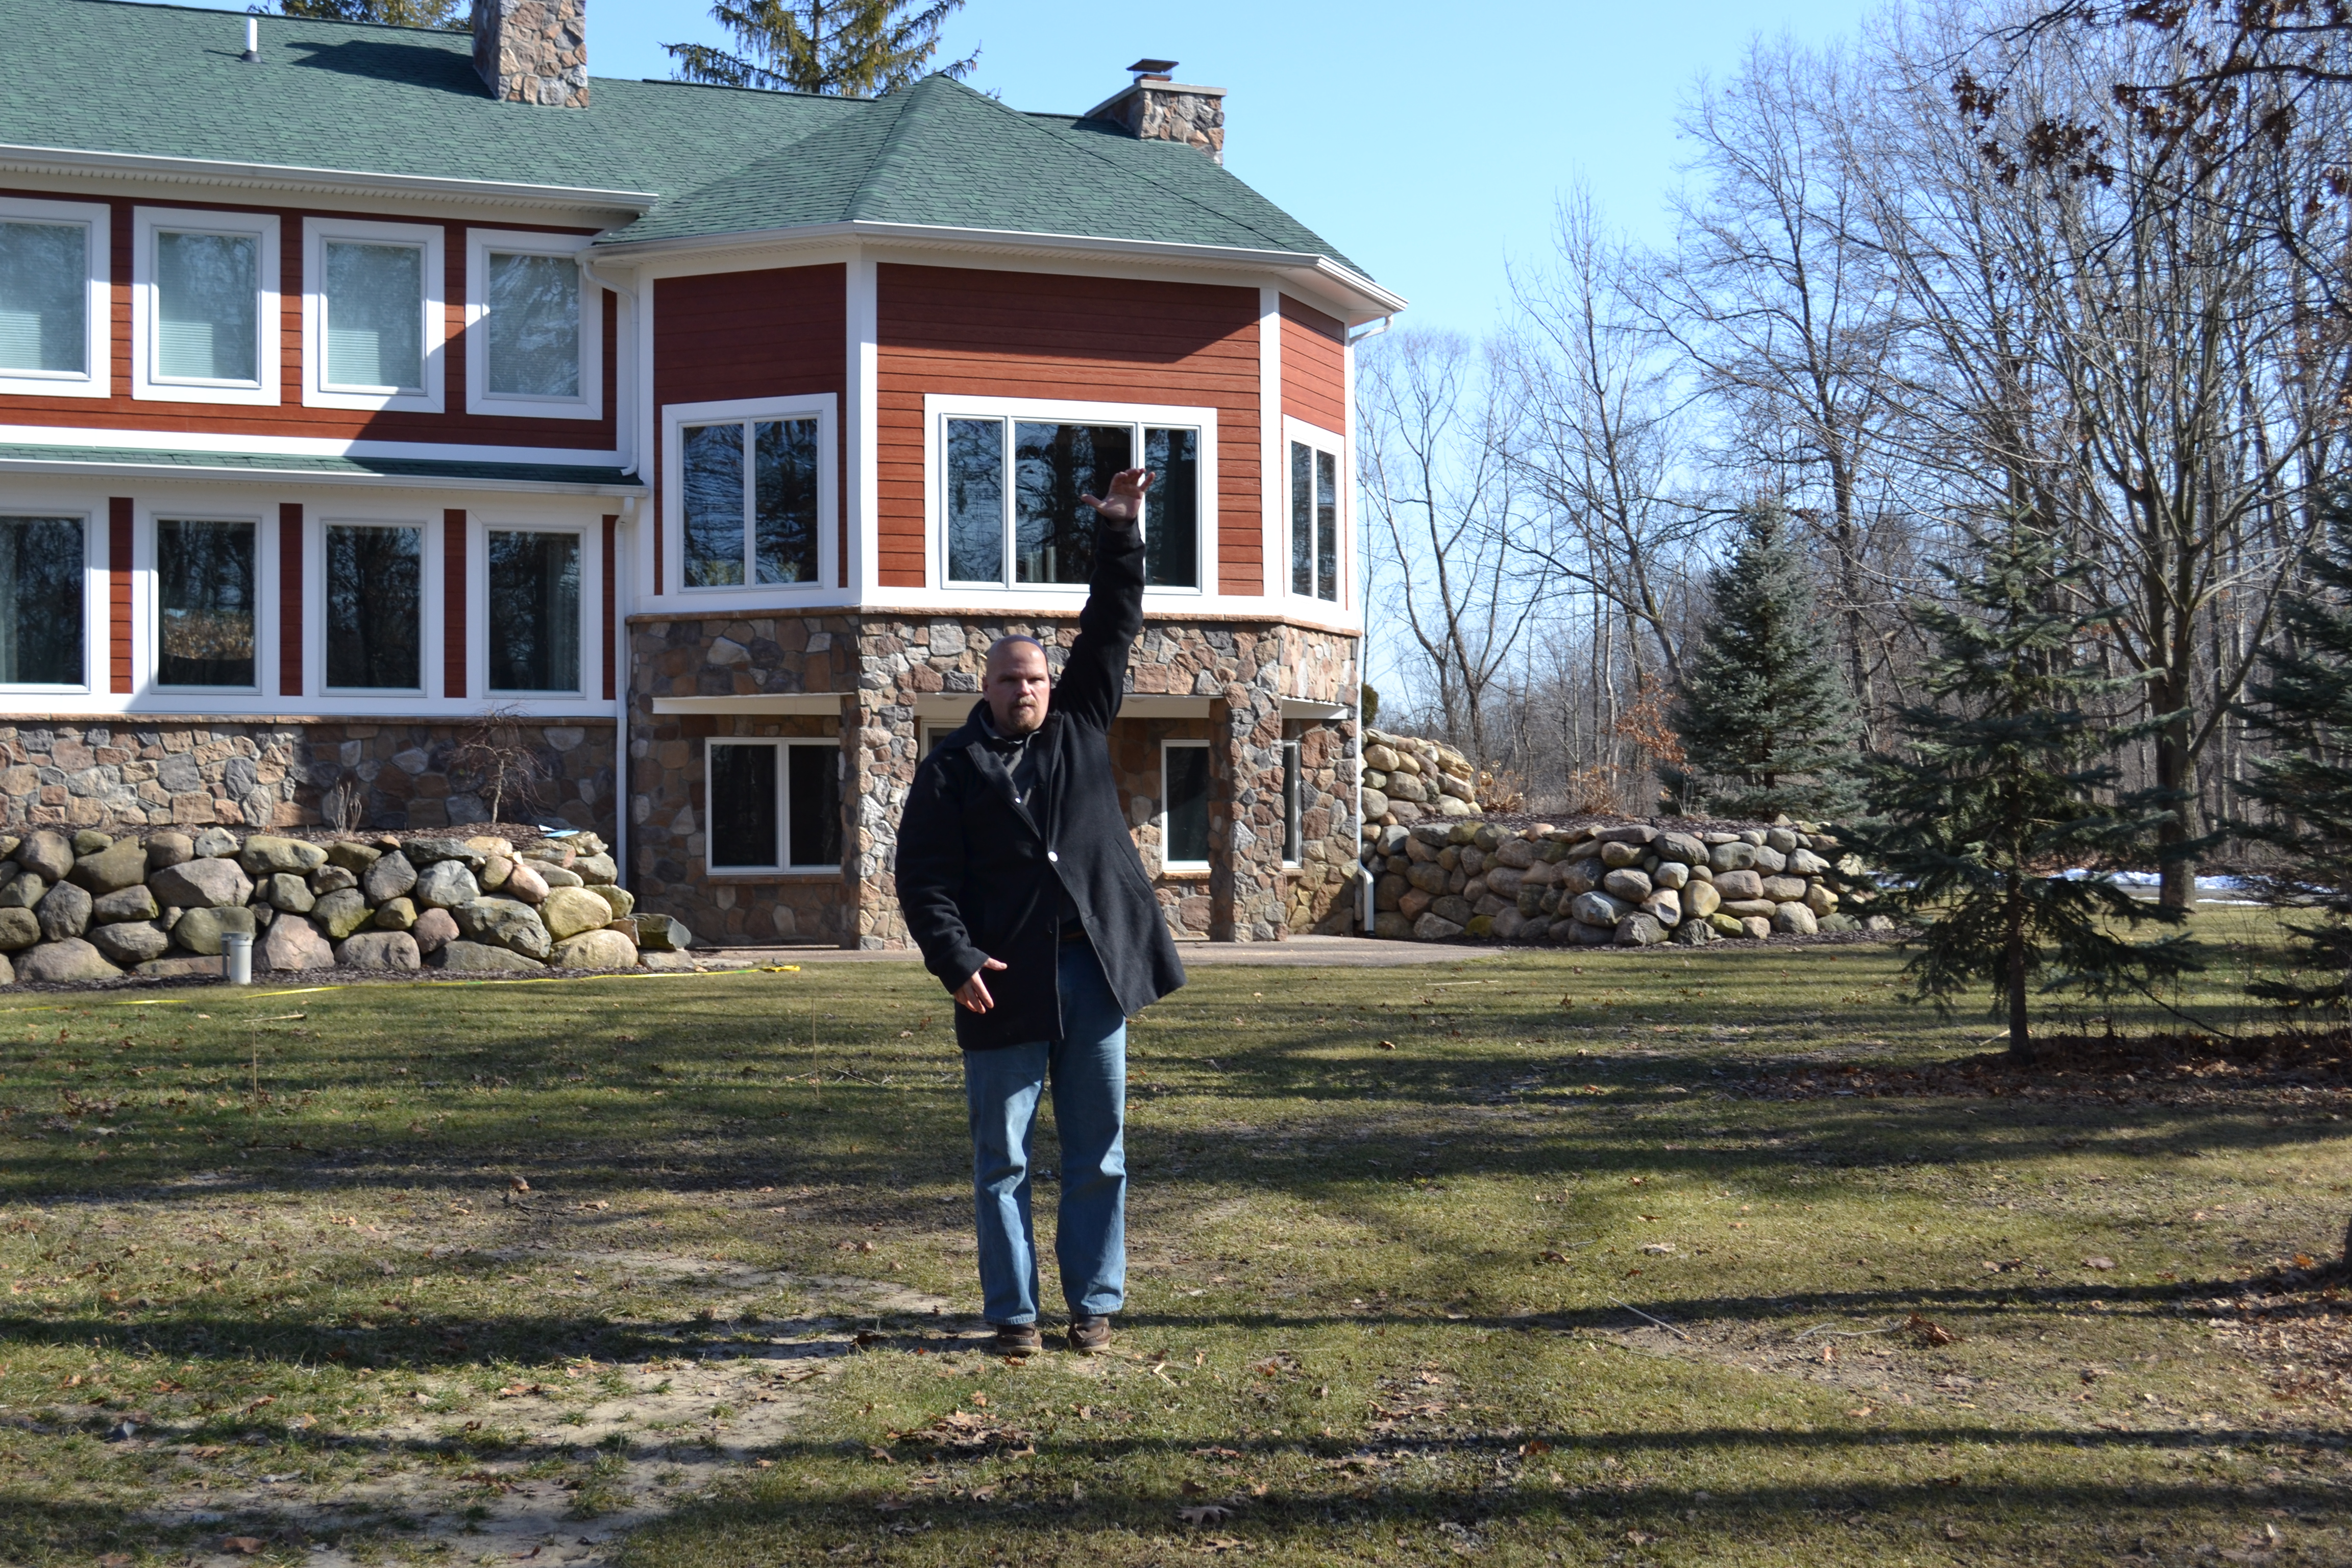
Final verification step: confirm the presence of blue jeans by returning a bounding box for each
[962,938,1128,1326]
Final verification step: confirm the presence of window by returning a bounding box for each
[684,419,819,586]
[303,218,444,411]
[707,739,842,873]
[0,517,84,687]
[156,519,257,689]
[663,396,836,595]
[1289,437,1340,602]
[1162,740,1211,871]
[0,197,107,397]
[488,530,581,694]
[465,230,598,418]
[930,398,1211,593]
[325,523,423,692]
[1282,739,1303,865]
[132,208,280,405]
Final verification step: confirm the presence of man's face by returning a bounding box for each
[985,640,1051,736]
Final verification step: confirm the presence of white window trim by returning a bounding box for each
[1281,737,1303,868]
[465,228,600,421]
[662,393,839,600]
[481,519,591,699]
[301,216,445,413]
[151,511,267,695]
[316,516,430,698]
[704,736,841,875]
[1161,738,1212,872]
[0,196,110,399]
[922,393,1217,596]
[0,508,99,693]
[1282,414,1348,607]
[130,206,281,407]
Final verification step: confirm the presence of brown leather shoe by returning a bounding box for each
[1067,1315,1112,1354]
[991,1322,1042,1357]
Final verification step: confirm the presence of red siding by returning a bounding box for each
[442,509,467,699]
[278,503,303,698]
[0,189,615,451]
[107,497,131,694]
[876,265,1263,593]
[1279,294,1346,436]
[600,513,617,701]
[653,264,848,591]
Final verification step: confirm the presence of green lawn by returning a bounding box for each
[0,910,2346,1567]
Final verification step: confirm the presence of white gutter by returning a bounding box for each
[0,144,658,214]
[592,219,1408,321]
[1357,675,1373,937]
[0,452,645,497]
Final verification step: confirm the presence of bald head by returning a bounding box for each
[984,636,1051,736]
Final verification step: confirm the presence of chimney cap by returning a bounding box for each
[1126,58,1179,78]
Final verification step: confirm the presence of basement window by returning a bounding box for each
[324,522,423,693]
[1162,740,1211,871]
[707,739,843,874]
[0,517,85,688]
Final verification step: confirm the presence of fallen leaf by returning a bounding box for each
[1518,1439,1552,1457]
[222,1538,265,1556]
[1640,1242,1676,1255]
[1377,1040,1396,1050]
[1182,1479,1209,1496]
[2082,1256,2116,1270]
[1179,1505,1234,1526]
[1906,1313,1957,1348]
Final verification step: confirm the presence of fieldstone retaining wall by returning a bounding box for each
[1362,818,1890,946]
[0,825,695,987]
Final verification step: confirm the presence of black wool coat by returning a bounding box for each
[896,518,1188,1051]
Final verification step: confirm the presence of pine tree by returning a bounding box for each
[1834,523,2194,1062]
[273,0,461,27]
[665,0,976,97]
[1665,503,1859,820]
[2232,489,2352,1012]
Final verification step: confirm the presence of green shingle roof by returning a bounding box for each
[0,0,1371,285]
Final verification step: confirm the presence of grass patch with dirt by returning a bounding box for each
[0,908,2345,1567]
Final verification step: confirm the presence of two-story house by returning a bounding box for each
[0,0,1398,947]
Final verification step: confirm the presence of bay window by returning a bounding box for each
[707,739,842,873]
[0,197,107,396]
[488,529,582,694]
[0,517,84,687]
[133,208,279,404]
[932,398,1211,593]
[156,518,257,689]
[466,230,599,418]
[663,395,836,595]
[325,522,423,692]
[303,218,443,411]
[1289,435,1340,603]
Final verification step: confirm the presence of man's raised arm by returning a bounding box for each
[1054,468,1154,731]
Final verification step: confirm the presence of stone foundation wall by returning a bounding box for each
[0,719,615,841]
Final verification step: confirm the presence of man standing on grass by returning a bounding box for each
[896,466,1188,1357]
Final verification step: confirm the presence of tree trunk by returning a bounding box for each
[2005,874,2031,1063]
[2153,693,2197,911]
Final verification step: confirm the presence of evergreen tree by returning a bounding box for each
[2232,488,2352,1012]
[1665,503,1859,820]
[272,0,460,27]
[665,0,975,97]
[1834,523,2194,1062]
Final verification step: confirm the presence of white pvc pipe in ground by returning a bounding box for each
[222,932,253,985]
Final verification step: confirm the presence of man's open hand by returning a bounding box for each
[954,957,1009,1013]
[1080,468,1154,524]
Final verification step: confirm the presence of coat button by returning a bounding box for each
[1046,850,1059,863]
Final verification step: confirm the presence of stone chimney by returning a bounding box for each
[472,0,589,109]
[1086,59,1226,164]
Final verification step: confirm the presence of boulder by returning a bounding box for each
[1489,908,1526,941]
[360,851,416,904]
[0,951,11,985]
[552,928,638,969]
[1639,889,1682,926]
[432,940,546,973]
[590,884,635,922]
[1363,744,1400,771]
[324,841,382,874]
[1655,831,1708,865]
[410,906,460,954]
[1411,912,1465,941]
[90,885,159,925]
[310,889,373,941]
[1597,823,1658,845]
[265,873,316,914]
[15,938,121,983]
[406,837,488,870]
[309,865,358,895]
[1760,874,1808,903]
[1750,845,1788,874]
[1865,914,1898,933]
[1430,894,1474,926]
[0,872,40,911]
[89,920,171,967]
[36,881,92,942]
[1766,826,1800,853]
[1787,848,1830,877]
[540,866,585,890]
[503,863,549,905]
[337,930,421,971]
[1570,891,1630,927]
[1600,841,1645,869]
[1774,902,1819,936]
[1614,912,1667,946]
[629,914,693,952]
[1740,915,1774,940]
[144,831,194,871]
[1601,868,1652,902]
[1684,880,1722,919]
[1361,788,1391,818]
[540,886,612,940]
[190,826,240,859]
[639,949,701,972]
[1670,916,1714,946]
[479,854,513,892]
[1651,861,1689,891]
[149,857,254,911]
[373,897,418,931]
[173,905,257,956]
[464,835,518,861]
[1708,912,1747,938]
[256,916,335,972]
[1558,858,1603,896]
[136,955,226,979]
[524,840,576,869]
[1818,913,1859,932]
[1708,841,1756,873]
[71,839,150,895]
[455,898,553,960]
[15,831,75,882]
[1714,869,1766,901]
[0,908,38,951]
[1492,838,1536,870]
[1721,899,1779,920]
[238,836,326,876]
[1804,883,1839,916]
[411,860,481,910]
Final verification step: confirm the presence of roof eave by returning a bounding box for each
[593,218,1407,321]
[0,451,648,497]
[0,144,659,216]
